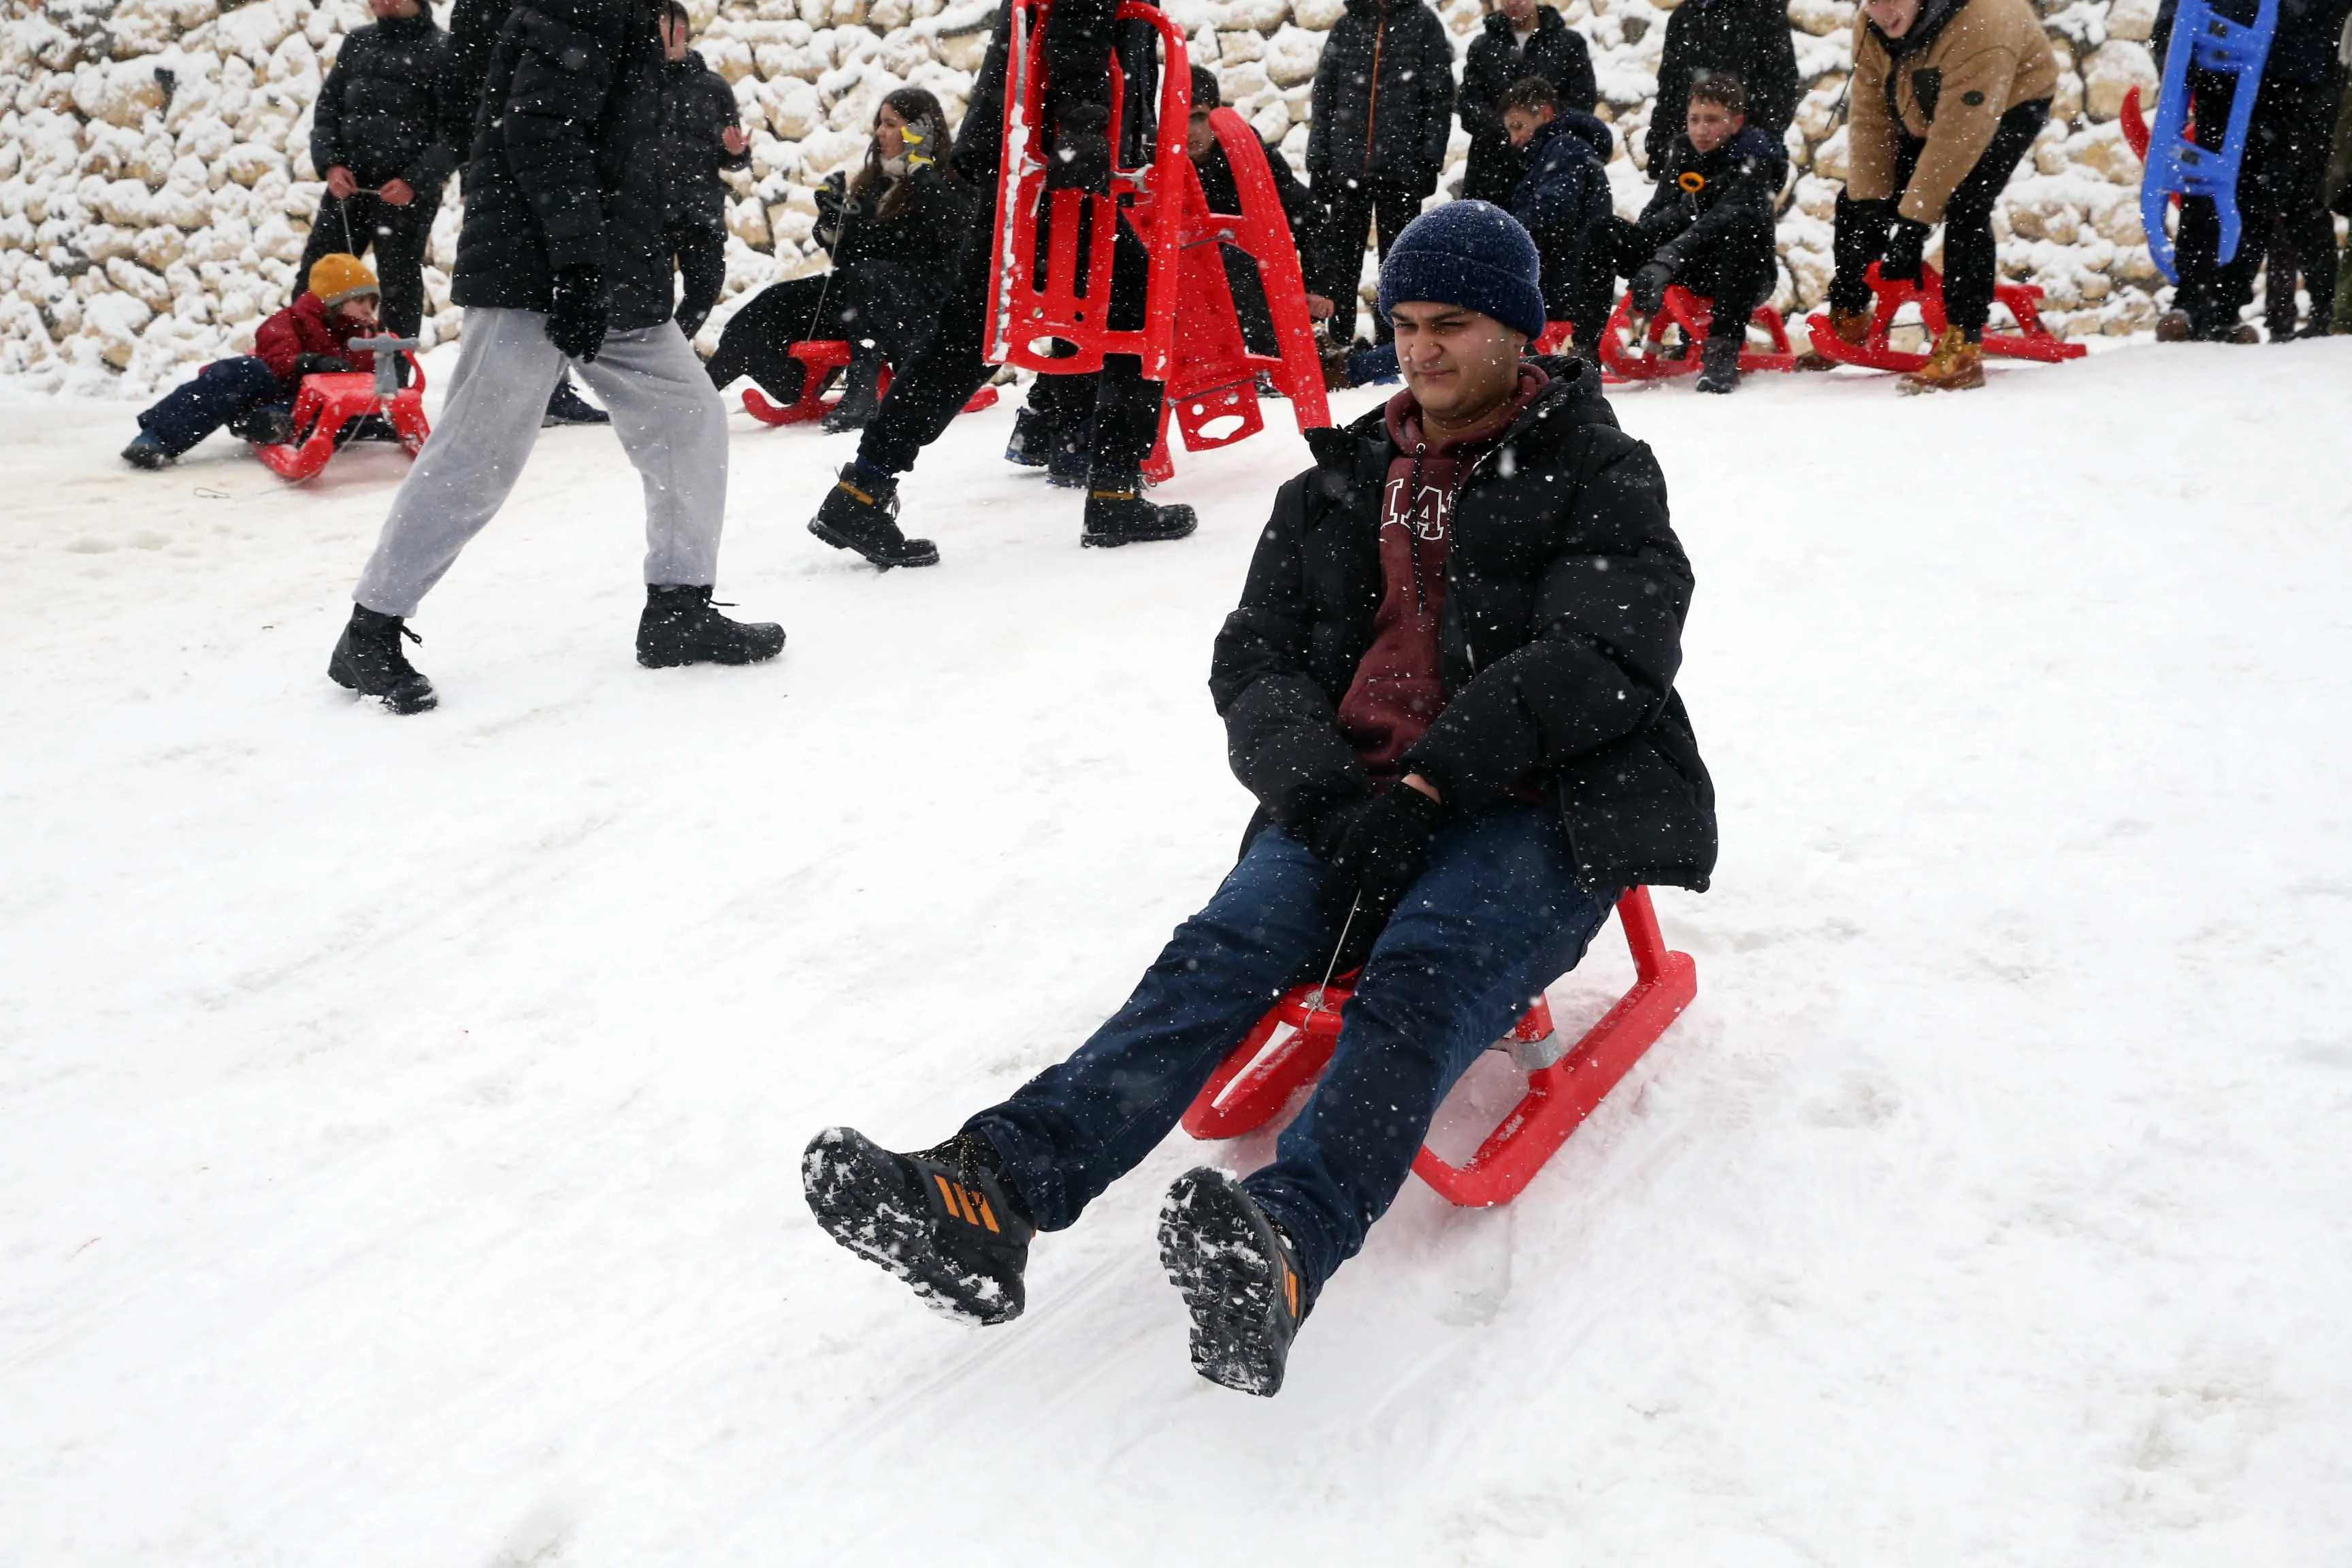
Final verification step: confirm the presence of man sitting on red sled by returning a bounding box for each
[804,204,1716,1397]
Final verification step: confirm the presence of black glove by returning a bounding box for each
[1334,785,1447,916]
[546,263,608,362]
[1628,257,1678,318]
[293,353,354,377]
[1047,101,1111,193]
[1881,216,1931,284]
[1295,787,1374,868]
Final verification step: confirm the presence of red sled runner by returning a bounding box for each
[1182,887,1697,1208]
[1804,262,2087,372]
[1597,285,1797,380]
[740,340,1001,426]
[252,336,431,481]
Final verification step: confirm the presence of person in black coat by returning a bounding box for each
[653,0,750,341]
[1644,0,1799,174]
[800,203,1712,1399]
[1584,70,1784,391]
[1307,0,1458,341]
[1499,78,1615,330]
[301,0,455,342]
[329,0,783,713]
[1459,0,1597,206]
[705,88,973,431]
[1187,67,1338,356]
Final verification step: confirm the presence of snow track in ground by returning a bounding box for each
[4,344,2351,1564]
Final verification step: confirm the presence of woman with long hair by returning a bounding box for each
[704,87,972,431]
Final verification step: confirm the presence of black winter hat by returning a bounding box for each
[1190,65,1220,109]
[1376,200,1548,340]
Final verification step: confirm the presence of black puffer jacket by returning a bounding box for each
[823,163,976,291]
[1646,0,1800,171]
[1307,0,1458,192]
[1460,8,1597,203]
[950,0,1164,191]
[1211,358,1716,893]
[1636,124,1787,255]
[451,0,674,329]
[657,52,748,230]
[310,13,459,193]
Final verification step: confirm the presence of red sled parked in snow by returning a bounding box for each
[1594,286,1797,381]
[739,340,1000,426]
[1182,887,1697,1207]
[251,335,430,481]
[1804,262,2086,373]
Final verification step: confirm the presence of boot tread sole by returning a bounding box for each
[803,1130,1023,1327]
[1157,1169,1291,1397]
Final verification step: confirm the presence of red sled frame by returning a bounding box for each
[1803,261,2087,372]
[1599,285,1796,380]
[1180,887,1698,1207]
[252,353,429,481]
[740,340,1000,426]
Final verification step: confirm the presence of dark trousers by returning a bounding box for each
[964,806,1618,1290]
[1576,210,1776,342]
[136,356,289,457]
[2252,77,2341,334]
[705,263,936,403]
[1461,135,1528,208]
[298,190,438,340]
[1829,99,2048,339]
[852,203,1162,481]
[668,220,727,340]
[1317,174,1426,342]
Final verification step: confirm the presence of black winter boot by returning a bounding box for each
[1695,334,1743,395]
[328,604,438,714]
[229,405,297,446]
[1004,406,1060,468]
[807,466,941,568]
[803,1127,1036,1325]
[542,377,610,427]
[1046,415,1093,488]
[819,345,885,433]
[636,585,785,668]
[1082,474,1196,547]
[122,433,172,470]
[1158,1167,1313,1396]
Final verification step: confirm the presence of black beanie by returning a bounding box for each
[1375,200,1548,340]
[1190,65,1220,110]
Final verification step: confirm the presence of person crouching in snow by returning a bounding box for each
[123,254,384,470]
[1812,0,2055,392]
[329,0,784,716]
[1573,71,1786,394]
[803,201,1716,1397]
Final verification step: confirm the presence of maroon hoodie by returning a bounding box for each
[1335,364,1550,779]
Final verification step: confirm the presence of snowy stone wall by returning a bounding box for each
[0,0,2160,394]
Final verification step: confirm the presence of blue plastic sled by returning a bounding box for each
[2139,0,2277,283]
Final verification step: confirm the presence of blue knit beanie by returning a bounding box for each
[1376,201,1548,341]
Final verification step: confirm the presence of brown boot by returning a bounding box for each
[2155,309,2195,342]
[1898,325,1985,394]
[1795,305,1872,370]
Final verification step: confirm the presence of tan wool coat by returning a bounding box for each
[1848,0,2059,225]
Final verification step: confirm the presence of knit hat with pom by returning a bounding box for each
[307,252,381,310]
[1375,201,1546,341]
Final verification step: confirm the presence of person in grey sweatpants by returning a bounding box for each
[329,0,782,715]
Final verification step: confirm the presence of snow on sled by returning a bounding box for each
[1182,887,1697,1208]
[1595,286,1795,382]
[1803,263,2085,374]
[740,340,1000,427]
[251,336,429,482]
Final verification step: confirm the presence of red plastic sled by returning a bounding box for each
[1803,261,2087,372]
[1181,887,1698,1208]
[740,339,1000,426]
[252,341,429,481]
[1599,285,1796,380]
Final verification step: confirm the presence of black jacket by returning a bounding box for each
[1514,111,1615,316]
[1307,0,1458,192]
[444,0,510,147]
[657,53,748,231]
[1636,125,1786,257]
[2155,0,2352,84]
[821,163,976,291]
[951,0,1163,192]
[310,14,459,193]
[451,0,674,330]
[1460,9,1597,203]
[1211,359,1716,893]
[1646,0,1800,171]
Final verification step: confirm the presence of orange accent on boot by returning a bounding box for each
[1283,1267,1298,1319]
[975,1195,1000,1233]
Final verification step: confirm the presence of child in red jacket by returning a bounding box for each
[123,255,384,469]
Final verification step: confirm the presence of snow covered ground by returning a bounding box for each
[4,342,2351,1565]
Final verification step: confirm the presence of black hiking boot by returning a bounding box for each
[819,346,885,433]
[542,377,610,427]
[636,585,785,668]
[1046,416,1093,488]
[1082,475,1196,548]
[807,466,941,568]
[122,432,172,470]
[1695,334,1743,395]
[1158,1167,1313,1396]
[327,604,438,714]
[803,1127,1036,1325]
[1004,406,1060,468]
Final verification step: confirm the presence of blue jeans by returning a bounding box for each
[137,357,288,457]
[965,805,1617,1290]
